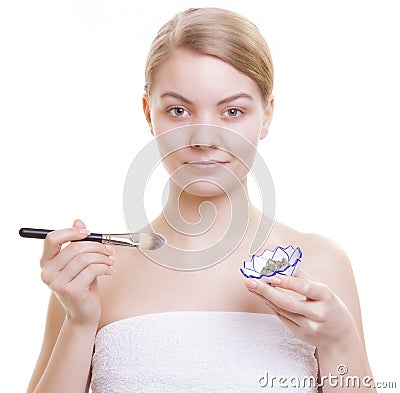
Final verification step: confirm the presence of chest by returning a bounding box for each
[98,248,268,329]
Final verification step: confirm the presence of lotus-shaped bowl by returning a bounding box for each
[240,245,302,282]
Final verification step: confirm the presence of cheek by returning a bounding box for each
[241,131,261,148]
[149,107,168,134]
[243,117,265,146]
[153,127,192,171]
[222,133,259,173]
[157,146,191,176]
[226,117,264,148]
[162,153,183,175]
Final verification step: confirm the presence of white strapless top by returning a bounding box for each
[91,311,318,393]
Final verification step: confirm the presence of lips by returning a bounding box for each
[186,160,228,171]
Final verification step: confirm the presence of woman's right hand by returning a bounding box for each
[40,219,115,326]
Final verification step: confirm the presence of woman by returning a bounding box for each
[27,8,374,393]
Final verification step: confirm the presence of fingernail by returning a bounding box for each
[107,265,115,274]
[245,278,258,290]
[109,256,116,264]
[79,229,90,235]
[105,244,114,253]
[267,276,281,286]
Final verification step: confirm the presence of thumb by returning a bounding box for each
[73,218,86,230]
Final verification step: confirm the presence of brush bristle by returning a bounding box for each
[138,233,166,250]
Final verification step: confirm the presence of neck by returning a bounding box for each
[157,178,261,251]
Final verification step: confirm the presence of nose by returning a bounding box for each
[189,125,222,150]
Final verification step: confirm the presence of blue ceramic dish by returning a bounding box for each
[240,245,302,282]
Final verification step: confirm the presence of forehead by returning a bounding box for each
[150,49,263,102]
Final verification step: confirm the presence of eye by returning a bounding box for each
[168,106,189,117]
[224,107,243,118]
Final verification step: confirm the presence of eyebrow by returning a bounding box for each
[160,92,193,104]
[217,93,254,105]
[159,91,254,105]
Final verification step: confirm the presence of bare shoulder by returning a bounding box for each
[97,244,144,295]
[271,220,353,282]
[96,244,153,328]
[298,230,353,285]
[271,220,366,340]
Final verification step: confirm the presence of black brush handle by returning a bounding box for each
[19,228,103,242]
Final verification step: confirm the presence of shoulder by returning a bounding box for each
[270,220,365,339]
[299,231,353,283]
[270,220,353,284]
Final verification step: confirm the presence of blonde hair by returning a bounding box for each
[144,8,274,105]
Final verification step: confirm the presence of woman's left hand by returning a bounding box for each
[244,269,357,350]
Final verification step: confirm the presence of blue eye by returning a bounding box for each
[168,107,189,117]
[225,108,243,117]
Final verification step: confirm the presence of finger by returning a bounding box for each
[73,218,86,230]
[246,286,307,329]
[246,280,328,324]
[245,278,313,316]
[273,307,302,326]
[41,227,91,265]
[273,310,306,338]
[51,263,113,295]
[42,242,114,285]
[245,278,285,311]
[55,253,115,285]
[254,292,299,323]
[249,287,312,330]
[48,253,115,288]
[51,241,114,272]
[270,305,311,327]
[247,286,282,311]
[65,263,114,290]
[266,274,327,301]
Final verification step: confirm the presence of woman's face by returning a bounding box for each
[143,48,273,197]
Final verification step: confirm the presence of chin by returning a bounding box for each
[182,182,228,198]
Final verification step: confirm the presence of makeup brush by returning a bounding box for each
[19,228,166,250]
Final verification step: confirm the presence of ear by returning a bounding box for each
[260,95,274,140]
[142,95,154,136]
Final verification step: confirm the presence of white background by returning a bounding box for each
[1,0,399,391]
